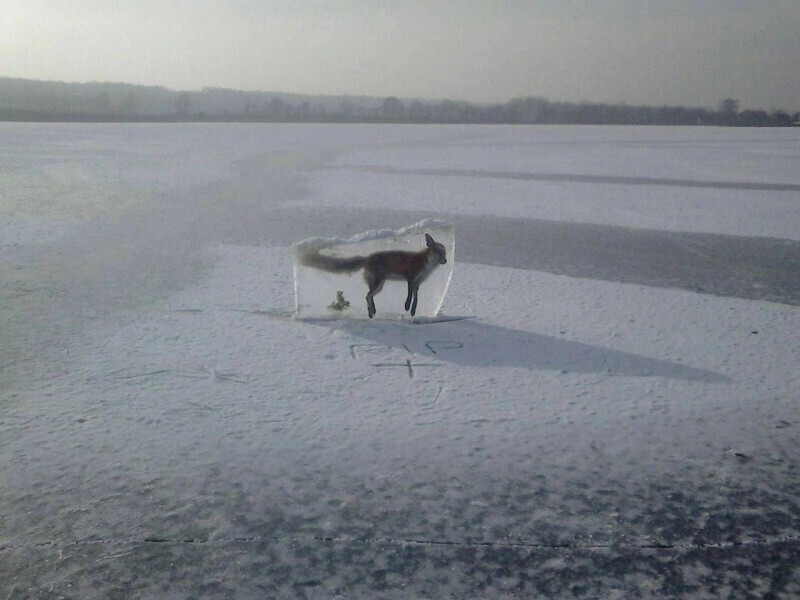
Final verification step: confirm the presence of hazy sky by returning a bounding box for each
[2,0,799,111]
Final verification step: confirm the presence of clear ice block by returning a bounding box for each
[293,219,454,319]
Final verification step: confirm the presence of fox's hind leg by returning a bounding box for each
[365,269,385,319]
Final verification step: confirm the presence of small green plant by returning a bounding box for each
[327,291,350,311]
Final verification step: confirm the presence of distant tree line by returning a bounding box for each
[1,77,797,127]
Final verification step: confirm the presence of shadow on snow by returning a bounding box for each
[310,316,728,383]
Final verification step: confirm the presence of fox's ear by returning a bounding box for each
[425,233,434,246]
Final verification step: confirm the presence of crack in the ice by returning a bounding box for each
[3,533,800,554]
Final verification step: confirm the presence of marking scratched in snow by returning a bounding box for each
[371,359,443,378]
[349,340,464,378]
[349,343,390,359]
[425,341,464,355]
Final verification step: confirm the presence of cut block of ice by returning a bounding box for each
[293,219,454,319]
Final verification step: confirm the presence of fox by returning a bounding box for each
[298,233,447,318]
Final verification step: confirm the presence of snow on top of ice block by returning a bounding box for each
[294,218,453,253]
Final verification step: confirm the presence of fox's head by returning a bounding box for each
[425,233,447,265]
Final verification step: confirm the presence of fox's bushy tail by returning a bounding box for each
[295,247,366,273]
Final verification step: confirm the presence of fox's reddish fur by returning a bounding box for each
[370,250,430,279]
[299,233,447,318]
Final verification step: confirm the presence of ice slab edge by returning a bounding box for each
[293,219,455,320]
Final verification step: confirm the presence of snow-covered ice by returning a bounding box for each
[301,126,800,241]
[1,123,799,598]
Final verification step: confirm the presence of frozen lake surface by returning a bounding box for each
[2,123,799,597]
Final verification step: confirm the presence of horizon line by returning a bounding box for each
[5,74,797,115]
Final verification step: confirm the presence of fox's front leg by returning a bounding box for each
[408,280,420,316]
[410,288,419,316]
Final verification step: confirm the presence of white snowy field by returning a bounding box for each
[2,123,800,598]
